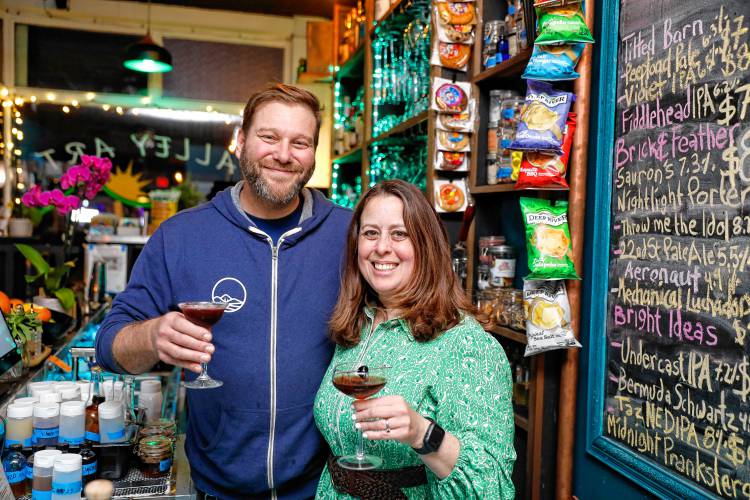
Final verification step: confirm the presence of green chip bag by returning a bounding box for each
[535,4,595,45]
[520,197,580,280]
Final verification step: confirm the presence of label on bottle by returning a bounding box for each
[106,428,125,440]
[159,458,172,472]
[85,431,100,442]
[6,470,25,484]
[32,489,52,500]
[82,461,97,476]
[25,463,33,479]
[5,437,32,448]
[33,427,59,440]
[59,435,84,445]
[52,480,82,496]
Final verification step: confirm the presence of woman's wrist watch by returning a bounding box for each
[412,417,446,455]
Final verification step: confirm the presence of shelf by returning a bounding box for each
[332,146,363,164]
[514,413,529,431]
[368,111,429,145]
[297,72,332,84]
[369,0,405,38]
[470,183,517,194]
[336,44,365,80]
[488,325,527,344]
[86,234,149,244]
[472,48,533,84]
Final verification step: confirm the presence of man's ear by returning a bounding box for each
[235,130,246,161]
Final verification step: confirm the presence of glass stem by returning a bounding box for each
[356,428,365,462]
[198,363,210,380]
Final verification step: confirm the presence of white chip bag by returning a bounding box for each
[523,280,581,356]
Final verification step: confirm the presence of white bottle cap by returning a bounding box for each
[98,401,123,419]
[33,403,60,418]
[59,387,81,400]
[52,453,82,473]
[7,403,33,419]
[53,381,76,391]
[60,401,86,417]
[40,392,62,404]
[34,449,63,468]
[28,381,53,393]
[13,396,39,407]
[31,387,54,398]
[140,379,161,394]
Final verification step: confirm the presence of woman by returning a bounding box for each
[314,180,515,499]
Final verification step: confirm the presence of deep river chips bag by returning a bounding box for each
[520,197,579,280]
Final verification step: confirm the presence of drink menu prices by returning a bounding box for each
[606,0,750,497]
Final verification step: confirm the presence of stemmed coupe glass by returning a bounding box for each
[179,301,227,389]
[332,363,390,470]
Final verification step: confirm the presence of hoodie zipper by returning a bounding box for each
[249,225,302,498]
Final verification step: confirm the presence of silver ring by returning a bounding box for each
[384,419,391,434]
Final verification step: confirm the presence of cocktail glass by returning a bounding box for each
[332,363,389,470]
[179,301,227,390]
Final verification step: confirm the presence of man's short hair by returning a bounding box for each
[241,83,322,145]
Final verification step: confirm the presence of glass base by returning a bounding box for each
[337,454,382,470]
[182,377,223,389]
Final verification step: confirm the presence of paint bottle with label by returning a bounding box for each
[3,444,28,497]
[33,404,60,446]
[97,402,126,444]
[51,453,82,500]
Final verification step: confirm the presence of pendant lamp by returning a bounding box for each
[123,0,173,73]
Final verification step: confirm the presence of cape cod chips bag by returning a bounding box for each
[523,280,581,356]
[515,113,576,190]
[534,4,594,45]
[510,80,575,155]
[520,197,579,280]
[522,43,584,81]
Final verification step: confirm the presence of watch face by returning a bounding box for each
[425,420,446,452]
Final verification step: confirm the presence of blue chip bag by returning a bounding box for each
[522,44,584,81]
[509,80,575,155]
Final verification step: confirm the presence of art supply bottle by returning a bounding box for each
[32,449,62,500]
[3,444,28,497]
[59,401,85,446]
[79,442,97,487]
[33,404,60,446]
[6,403,33,448]
[51,453,82,500]
[85,369,105,443]
[97,402,126,443]
[138,380,163,422]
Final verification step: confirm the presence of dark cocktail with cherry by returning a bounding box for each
[332,364,389,470]
[179,301,226,389]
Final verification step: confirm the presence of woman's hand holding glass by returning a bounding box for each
[352,395,430,448]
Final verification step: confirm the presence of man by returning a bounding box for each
[95,84,351,499]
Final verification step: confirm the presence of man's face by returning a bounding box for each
[236,101,317,207]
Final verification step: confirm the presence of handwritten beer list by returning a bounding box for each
[607,0,750,497]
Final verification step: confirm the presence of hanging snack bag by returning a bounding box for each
[510,80,574,155]
[522,44,584,81]
[520,197,579,280]
[432,42,472,71]
[534,4,594,45]
[534,0,582,6]
[515,113,576,190]
[523,280,581,356]
[437,2,477,25]
[432,78,472,113]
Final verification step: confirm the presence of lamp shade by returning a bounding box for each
[123,35,173,73]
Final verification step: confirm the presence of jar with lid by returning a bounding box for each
[51,453,82,500]
[482,20,501,68]
[98,402,126,443]
[497,156,514,184]
[486,154,499,185]
[495,288,512,326]
[475,290,497,328]
[32,449,63,500]
[137,436,173,478]
[489,245,516,287]
[478,235,505,265]
[59,387,80,403]
[509,290,526,331]
[33,403,60,446]
[59,401,86,446]
[6,403,33,448]
[497,127,515,157]
[476,263,492,291]
[487,121,499,154]
[507,27,519,58]
[500,99,524,129]
[489,90,517,123]
[139,379,163,423]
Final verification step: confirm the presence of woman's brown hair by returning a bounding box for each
[329,180,475,347]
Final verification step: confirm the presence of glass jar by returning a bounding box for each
[476,263,492,291]
[486,154,499,185]
[509,290,526,331]
[500,99,524,129]
[487,122,499,154]
[489,245,517,287]
[479,235,505,265]
[497,156,514,184]
[495,288,512,326]
[137,436,173,478]
[475,290,497,328]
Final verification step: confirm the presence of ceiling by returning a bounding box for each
[132,0,335,19]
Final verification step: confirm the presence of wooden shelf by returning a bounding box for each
[336,44,365,80]
[470,183,517,194]
[368,111,429,145]
[369,0,405,38]
[514,413,529,431]
[488,324,528,344]
[297,72,332,84]
[332,145,363,164]
[471,48,533,83]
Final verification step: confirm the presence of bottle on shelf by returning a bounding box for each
[3,444,28,498]
[85,368,106,443]
[79,442,98,487]
[51,453,82,500]
[24,444,44,494]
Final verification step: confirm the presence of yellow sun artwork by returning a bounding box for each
[102,160,152,207]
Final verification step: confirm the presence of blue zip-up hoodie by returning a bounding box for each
[96,183,351,499]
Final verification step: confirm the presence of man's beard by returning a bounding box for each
[239,150,314,207]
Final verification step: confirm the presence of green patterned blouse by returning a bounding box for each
[313,310,516,499]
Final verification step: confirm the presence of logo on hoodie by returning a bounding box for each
[211,277,247,313]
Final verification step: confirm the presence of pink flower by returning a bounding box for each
[22,185,42,207]
[49,189,66,204]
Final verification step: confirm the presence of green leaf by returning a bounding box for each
[46,265,71,291]
[14,244,50,274]
[24,270,44,284]
[54,288,76,313]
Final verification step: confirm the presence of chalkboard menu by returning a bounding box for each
[605,0,750,497]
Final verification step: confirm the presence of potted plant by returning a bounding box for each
[4,305,42,369]
[14,243,76,314]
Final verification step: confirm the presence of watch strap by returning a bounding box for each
[412,418,444,455]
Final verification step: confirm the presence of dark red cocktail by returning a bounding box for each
[179,301,227,389]
[333,374,387,399]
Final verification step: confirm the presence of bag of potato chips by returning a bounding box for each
[535,4,594,45]
[515,113,576,190]
[523,280,581,356]
[510,80,575,156]
[520,197,579,280]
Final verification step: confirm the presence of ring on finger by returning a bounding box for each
[384,418,391,434]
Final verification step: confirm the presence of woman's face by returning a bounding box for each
[357,195,416,308]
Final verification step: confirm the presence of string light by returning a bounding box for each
[206,105,213,112]
[62,105,70,113]
[30,96,37,103]
[13,97,23,106]
[0,88,8,97]
[115,106,124,115]
[102,104,111,111]
[174,171,184,183]
[46,93,56,101]
[85,92,96,101]
[15,118,22,125]
[71,99,79,107]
